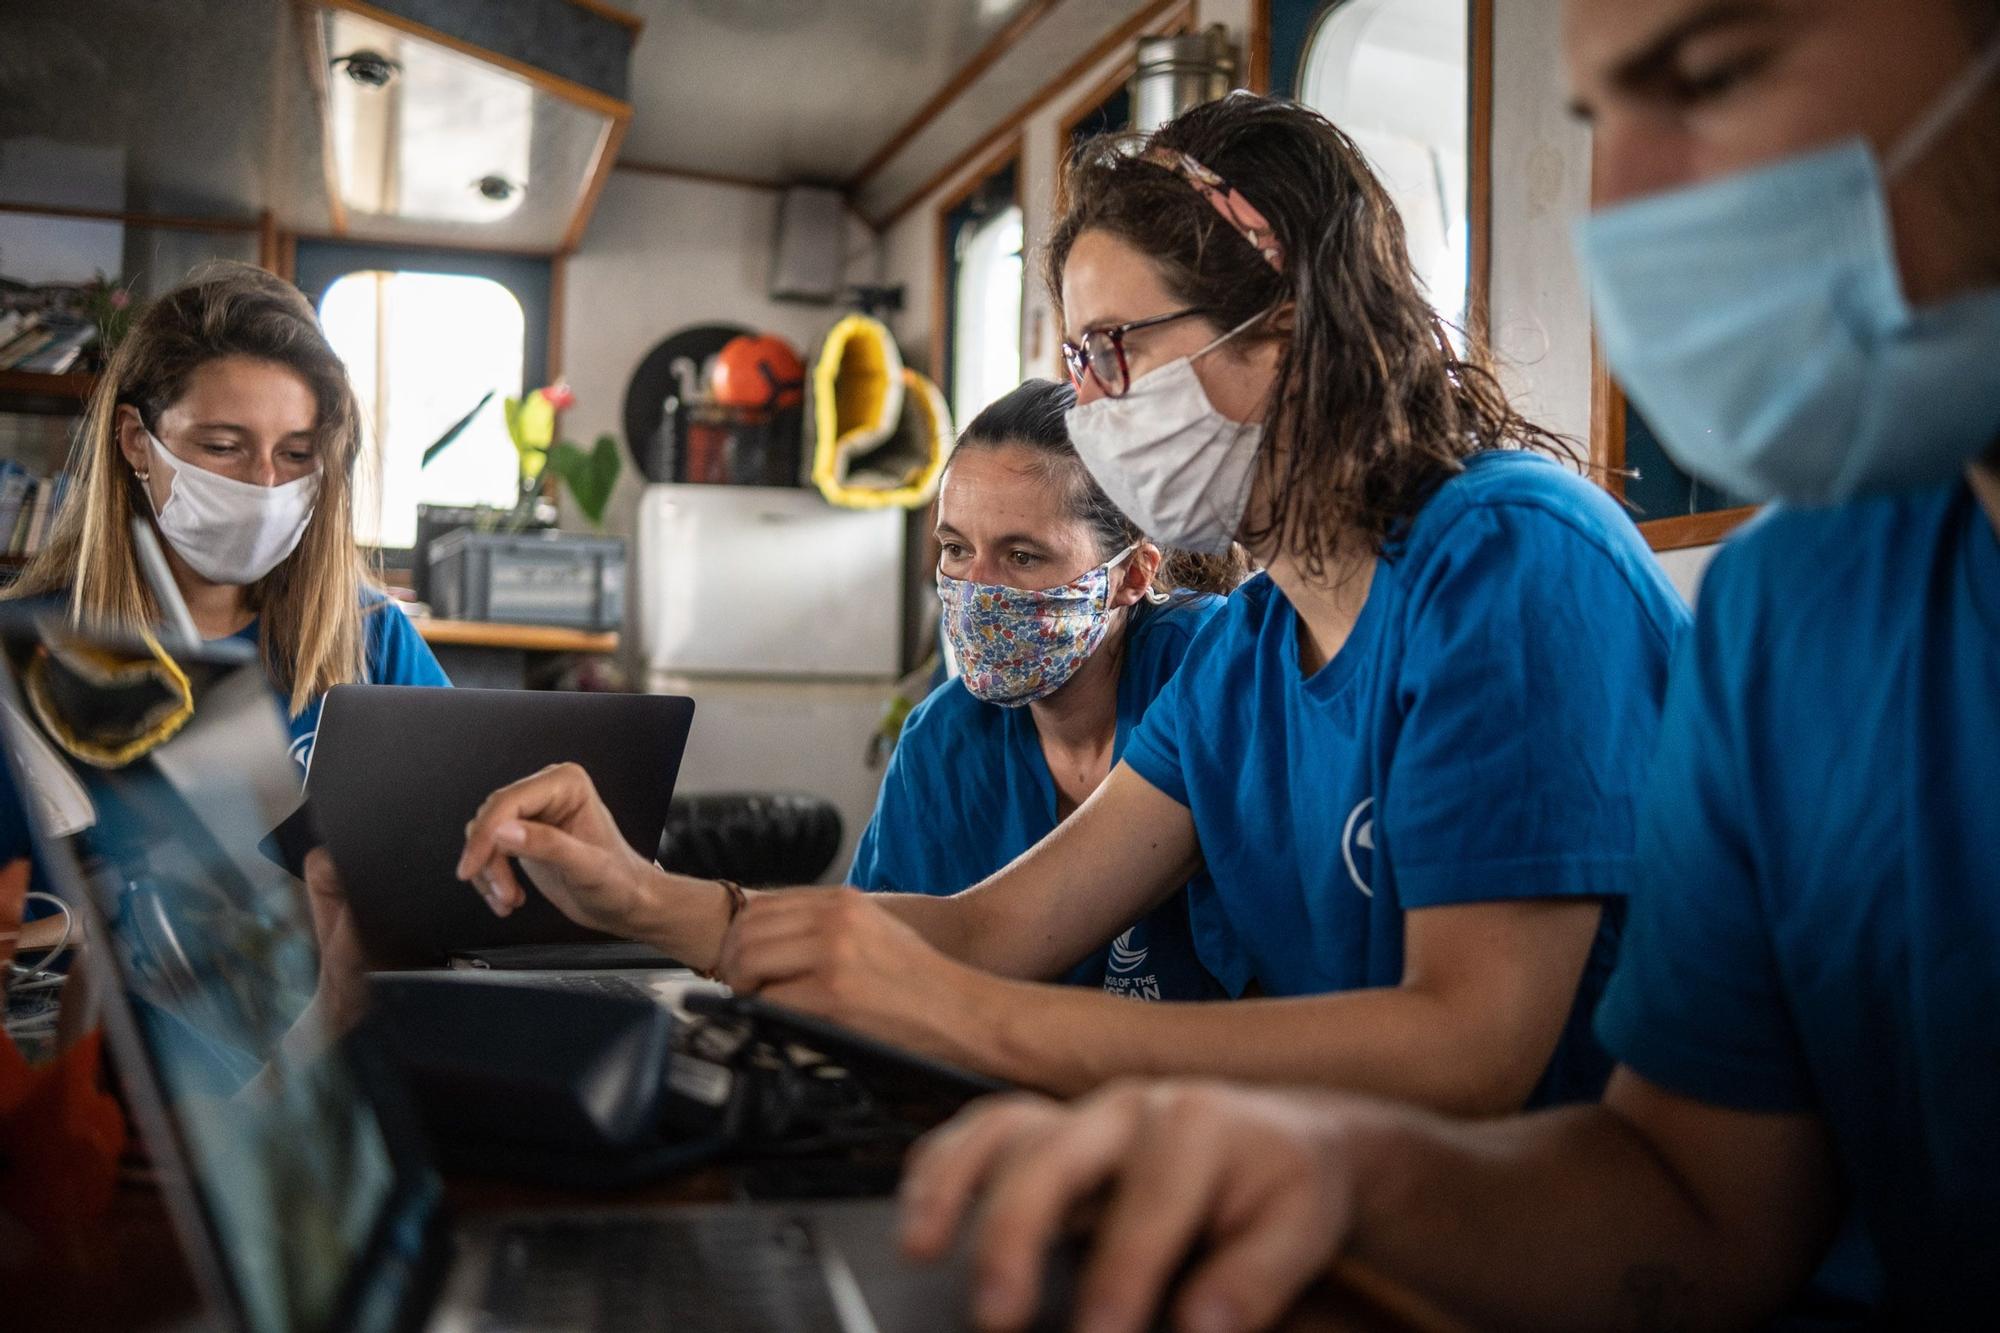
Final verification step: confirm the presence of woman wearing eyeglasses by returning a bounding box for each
[459,94,1687,1111]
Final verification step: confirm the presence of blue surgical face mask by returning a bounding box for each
[1574,37,2000,506]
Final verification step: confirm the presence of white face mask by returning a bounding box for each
[146,430,320,586]
[1063,316,1264,555]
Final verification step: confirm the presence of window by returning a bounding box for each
[293,240,551,552]
[318,271,526,548]
[1297,0,1471,333]
[939,157,1022,431]
[950,204,1023,431]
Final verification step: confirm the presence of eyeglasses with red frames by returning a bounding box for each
[1060,307,1210,399]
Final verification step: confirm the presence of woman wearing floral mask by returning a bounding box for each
[850,379,1246,1003]
[458,95,1684,1112]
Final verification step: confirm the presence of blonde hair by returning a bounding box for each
[8,261,375,716]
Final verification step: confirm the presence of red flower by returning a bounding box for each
[541,381,577,411]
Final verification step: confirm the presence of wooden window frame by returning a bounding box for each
[929,136,1026,404]
[1277,0,1495,346]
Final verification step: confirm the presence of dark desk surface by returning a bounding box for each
[20,1166,1459,1332]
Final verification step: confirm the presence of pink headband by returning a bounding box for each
[1140,146,1285,271]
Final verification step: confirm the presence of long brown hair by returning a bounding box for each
[1048,93,1574,580]
[9,261,374,715]
[952,378,1249,597]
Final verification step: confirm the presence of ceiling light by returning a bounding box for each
[331,49,400,88]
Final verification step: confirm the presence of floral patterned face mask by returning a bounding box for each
[938,546,1137,707]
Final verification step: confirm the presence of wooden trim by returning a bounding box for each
[562,105,630,252]
[614,158,789,193]
[1466,0,1494,348]
[311,0,632,119]
[1598,354,1760,545]
[0,370,97,402]
[1642,507,1758,552]
[1591,343,1626,497]
[873,0,1194,228]
[930,135,1024,385]
[562,0,644,36]
[548,251,567,383]
[850,0,1064,192]
[284,229,564,259]
[257,209,279,271]
[415,618,618,652]
[276,230,300,282]
[0,200,262,233]
[1247,0,1273,93]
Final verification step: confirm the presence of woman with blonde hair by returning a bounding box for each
[0,261,446,863]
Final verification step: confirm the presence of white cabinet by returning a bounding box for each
[636,483,904,679]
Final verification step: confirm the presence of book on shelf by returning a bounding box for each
[0,326,56,372]
[14,322,97,375]
[0,463,32,549]
[0,466,68,558]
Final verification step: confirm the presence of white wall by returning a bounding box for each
[1486,0,1720,597]
[1487,0,1594,445]
[559,169,876,509]
[559,169,890,867]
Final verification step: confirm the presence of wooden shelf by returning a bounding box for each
[414,617,618,653]
[0,368,96,397]
[0,368,97,410]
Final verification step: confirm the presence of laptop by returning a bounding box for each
[0,614,1062,1332]
[306,685,694,967]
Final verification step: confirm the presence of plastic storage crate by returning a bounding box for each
[427,529,626,631]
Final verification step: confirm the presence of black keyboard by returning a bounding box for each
[478,1212,845,1332]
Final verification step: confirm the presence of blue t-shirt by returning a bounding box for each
[245,594,452,773]
[850,594,1248,1001]
[0,594,449,869]
[1595,482,2000,1320]
[1123,452,1690,1106]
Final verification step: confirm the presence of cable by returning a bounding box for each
[5,893,76,1040]
[14,890,72,974]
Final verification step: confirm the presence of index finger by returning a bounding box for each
[899,1094,1063,1261]
[455,763,591,882]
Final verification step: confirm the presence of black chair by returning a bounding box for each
[657,793,843,887]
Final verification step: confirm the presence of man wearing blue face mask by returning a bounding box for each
[889,2,2000,1329]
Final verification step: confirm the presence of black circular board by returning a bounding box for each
[622,323,754,483]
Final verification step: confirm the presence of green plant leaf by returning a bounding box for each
[548,434,623,528]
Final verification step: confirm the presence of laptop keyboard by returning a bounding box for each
[478,1212,846,1332]
[548,973,656,1003]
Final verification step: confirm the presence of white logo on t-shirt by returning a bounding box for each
[1342,797,1375,898]
[1107,928,1148,974]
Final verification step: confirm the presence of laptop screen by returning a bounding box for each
[0,616,403,1333]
